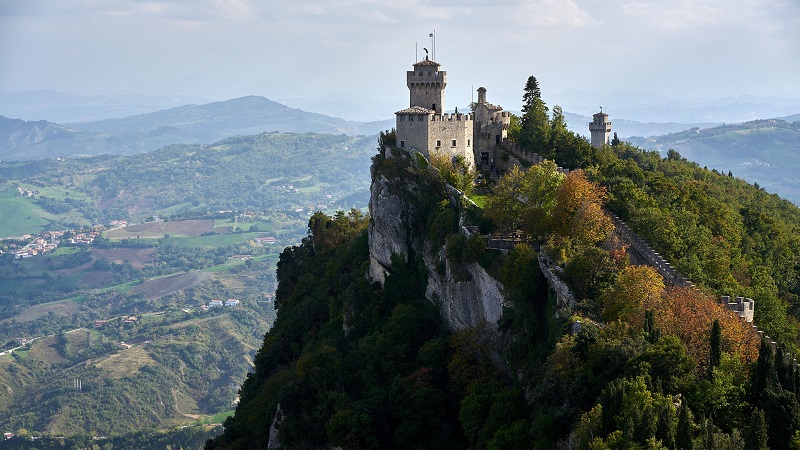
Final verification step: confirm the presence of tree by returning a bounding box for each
[601,265,664,324]
[519,76,550,152]
[551,170,614,248]
[484,165,527,231]
[520,159,566,237]
[611,132,621,147]
[522,76,542,112]
[709,319,721,378]
[744,409,768,450]
[675,404,694,450]
[643,310,661,344]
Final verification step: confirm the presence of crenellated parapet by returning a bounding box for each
[720,295,755,323]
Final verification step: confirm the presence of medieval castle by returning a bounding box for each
[395,57,612,171]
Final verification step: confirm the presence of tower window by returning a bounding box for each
[400,140,405,148]
[467,139,471,147]
[436,140,441,148]
[451,139,457,147]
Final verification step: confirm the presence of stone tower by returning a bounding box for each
[407,57,446,113]
[589,110,611,149]
[395,57,474,166]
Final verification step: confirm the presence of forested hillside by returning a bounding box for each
[627,119,800,205]
[209,80,800,449]
[0,132,375,238]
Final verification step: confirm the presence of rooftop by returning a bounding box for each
[413,58,440,67]
[396,106,434,115]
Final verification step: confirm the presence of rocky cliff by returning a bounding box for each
[367,144,504,330]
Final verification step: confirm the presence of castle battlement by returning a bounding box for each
[433,113,474,122]
[721,295,755,323]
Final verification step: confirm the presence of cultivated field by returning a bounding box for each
[90,248,157,269]
[131,271,211,300]
[10,298,81,323]
[105,219,219,239]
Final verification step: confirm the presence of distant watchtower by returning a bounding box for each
[407,57,446,114]
[589,110,612,149]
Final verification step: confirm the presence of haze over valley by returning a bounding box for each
[1,0,800,448]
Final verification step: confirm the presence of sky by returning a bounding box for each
[1,0,799,121]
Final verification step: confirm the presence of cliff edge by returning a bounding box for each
[367,143,503,330]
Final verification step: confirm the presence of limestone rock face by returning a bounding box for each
[424,247,504,330]
[367,146,503,330]
[367,171,413,285]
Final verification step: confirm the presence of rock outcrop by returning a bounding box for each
[367,145,504,330]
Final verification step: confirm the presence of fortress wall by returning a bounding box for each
[429,114,475,166]
[609,213,691,287]
[396,115,429,154]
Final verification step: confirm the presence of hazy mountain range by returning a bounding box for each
[1,91,799,205]
[0,96,392,160]
[4,90,799,162]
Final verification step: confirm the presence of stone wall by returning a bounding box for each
[721,295,755,323]
[396,114,429,155]
[428,113,475,166]
[609,213,692,287]
[608,212,797,367]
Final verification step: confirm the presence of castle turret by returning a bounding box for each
[407,57,446,114]
[477,87,487,105]
[396,57,473,167]
[589,111,611,149]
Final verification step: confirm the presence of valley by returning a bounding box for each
[0,132,375,442]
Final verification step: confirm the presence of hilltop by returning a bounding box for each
[208,90,800,449]
[628,119,800,204]
[0,97,390,160]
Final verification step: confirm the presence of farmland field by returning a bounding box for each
[105,219,219,239]
[131,271,211,300]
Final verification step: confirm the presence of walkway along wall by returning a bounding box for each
[609,211,792,365]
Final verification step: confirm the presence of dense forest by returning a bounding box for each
[208,78,800,449]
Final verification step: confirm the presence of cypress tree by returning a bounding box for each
[744,409,768,450]
[676,403,693,450]
[709,319,721,379]
[644,310,660,344]
[656,401,676,450]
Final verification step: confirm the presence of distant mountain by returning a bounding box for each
[70,96,364,137]
[0,90,214,123]
[0,96,391,160]
[627,119,800,205]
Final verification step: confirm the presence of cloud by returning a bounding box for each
[620,0,799,31]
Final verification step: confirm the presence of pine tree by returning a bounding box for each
[519,76,550,153]
[611,132,621,147]
[522,76,542,112]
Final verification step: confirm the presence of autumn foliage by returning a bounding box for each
[652,286,760,374]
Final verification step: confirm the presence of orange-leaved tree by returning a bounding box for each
[601,265,664,325]
[655,286,760,374]
[551,169,614,249]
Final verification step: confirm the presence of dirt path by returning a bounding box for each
[171,387,201,420]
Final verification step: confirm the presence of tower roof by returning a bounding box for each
[414,59,440,67]
[395,106,434,115]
